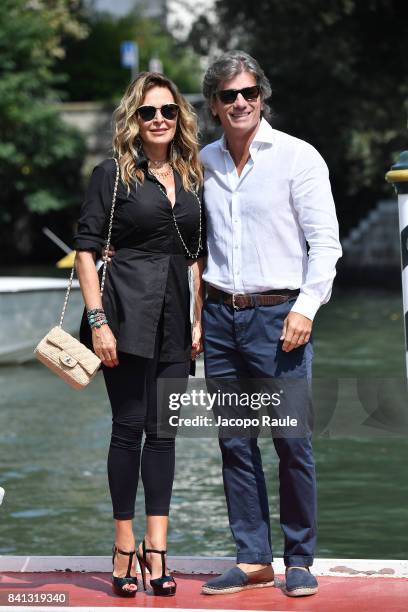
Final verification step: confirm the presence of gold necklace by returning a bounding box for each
[149,164,173,179]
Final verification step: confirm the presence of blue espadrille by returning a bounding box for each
[284,566,318,597]
[202,565,274,595]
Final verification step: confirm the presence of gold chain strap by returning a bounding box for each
[59,158,120,327]
[154,179,202,259]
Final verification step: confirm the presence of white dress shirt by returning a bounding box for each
[200,118,342,321]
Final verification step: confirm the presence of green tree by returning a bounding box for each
[191,0,408,234]
[0,0,87,261]
[57,11,202,101]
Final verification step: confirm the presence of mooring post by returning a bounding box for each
[386,152,408,377]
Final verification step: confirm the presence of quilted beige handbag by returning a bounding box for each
[34,158,120,390]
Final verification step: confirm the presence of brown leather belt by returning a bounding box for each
[207,286,300,310]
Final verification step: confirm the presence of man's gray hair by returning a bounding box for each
[203,50,272,122]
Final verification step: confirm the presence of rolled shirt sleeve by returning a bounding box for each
[290,143,342,321]
[73,164,114,254]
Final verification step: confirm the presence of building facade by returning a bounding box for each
[88,0,167,22]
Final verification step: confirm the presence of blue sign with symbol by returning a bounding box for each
[121,41,138,69]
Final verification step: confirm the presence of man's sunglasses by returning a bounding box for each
[216,85,260,105]
[137,104,179,122]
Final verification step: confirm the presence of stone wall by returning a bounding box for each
[341,199,400,268]
[59,102,114,173]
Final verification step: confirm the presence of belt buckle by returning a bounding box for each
[232,293,249,310]
[232,293,240,310]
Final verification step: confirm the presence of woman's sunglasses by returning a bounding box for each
[137,104,179,122]
[216,85,260,105]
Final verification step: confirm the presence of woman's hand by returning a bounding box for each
[191,321,203,360]
[92,325,119,367]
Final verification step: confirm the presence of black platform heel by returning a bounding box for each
[136,539,177,596]
[112,545,138,597]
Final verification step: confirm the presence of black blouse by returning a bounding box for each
[73,156,206,362]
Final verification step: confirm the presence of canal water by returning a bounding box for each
[0,288,407,559]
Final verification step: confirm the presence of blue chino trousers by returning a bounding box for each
[203,296,317,567]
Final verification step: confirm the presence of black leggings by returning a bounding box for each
[102,336,189,519]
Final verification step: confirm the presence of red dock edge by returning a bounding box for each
[0,556,407,612]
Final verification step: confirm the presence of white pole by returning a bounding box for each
[0,487,5,506]
[42,227,72,254]
[386,152,408,378]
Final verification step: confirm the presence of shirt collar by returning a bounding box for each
[219,117,275,154]
[252,117,275,146]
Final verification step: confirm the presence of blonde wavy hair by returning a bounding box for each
[113,72,203,192]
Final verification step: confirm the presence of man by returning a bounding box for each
[199,51,342,597]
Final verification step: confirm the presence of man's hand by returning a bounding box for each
[280,311,312,352]
[191,321,203,360]
[102,244,116,262]
[92,325,119,367]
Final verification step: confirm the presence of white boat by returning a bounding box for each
[0,277,83,364]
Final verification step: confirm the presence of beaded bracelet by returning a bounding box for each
[88,313,106,322]
[87,308,108,329]
[87,308,105,317]
[89,317,108,329]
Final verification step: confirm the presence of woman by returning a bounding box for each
[74,72,205,597]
